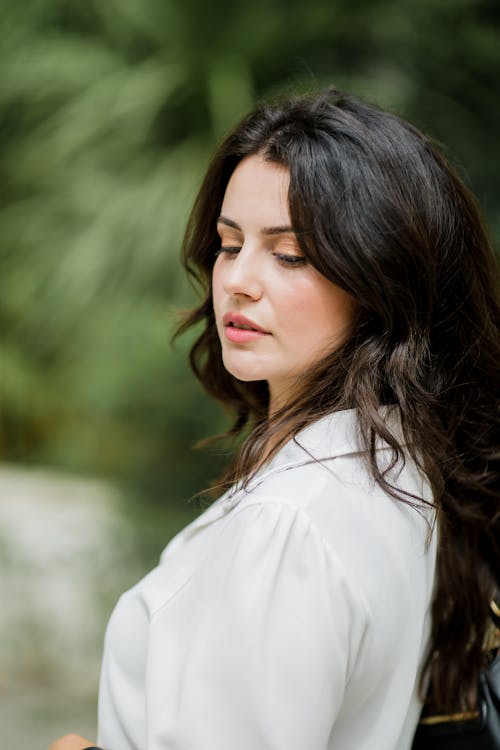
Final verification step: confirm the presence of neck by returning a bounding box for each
[267,380,297,417]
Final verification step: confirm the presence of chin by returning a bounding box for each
[221,358,266,384]
[227,368,266,383]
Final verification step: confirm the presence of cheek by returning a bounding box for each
[273,275,313,313]
[211,263,223,309]
[277,276,354,343]
[273,277,325,325]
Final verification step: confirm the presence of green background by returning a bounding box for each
[0,0,499,745]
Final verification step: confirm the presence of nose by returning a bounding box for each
[221,244,263,300]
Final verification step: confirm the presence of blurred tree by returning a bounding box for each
[0,0,498,518]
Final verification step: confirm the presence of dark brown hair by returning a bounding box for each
[177,88,500,712]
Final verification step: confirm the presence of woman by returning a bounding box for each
[50,88,500,750]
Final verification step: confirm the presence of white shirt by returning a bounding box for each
[97,408,437,750]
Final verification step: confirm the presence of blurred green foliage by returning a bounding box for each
[1,0,499,509]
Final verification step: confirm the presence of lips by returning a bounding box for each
[221,312,270,344]
[222,312,269,334]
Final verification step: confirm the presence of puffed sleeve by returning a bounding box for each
[144,500,368,750]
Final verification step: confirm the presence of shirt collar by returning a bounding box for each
[225,405,404,506]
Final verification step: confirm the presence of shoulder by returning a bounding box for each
[237,407,434,569]
[241,450,434,589]
[127,409,435,641]
[230,412,437,656]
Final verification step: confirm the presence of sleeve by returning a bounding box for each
[145,501,369,750]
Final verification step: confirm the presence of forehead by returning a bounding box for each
[220,155,291,227]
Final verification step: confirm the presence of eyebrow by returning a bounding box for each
[217,215,295,236]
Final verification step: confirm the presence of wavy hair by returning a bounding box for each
[176,88,500,712]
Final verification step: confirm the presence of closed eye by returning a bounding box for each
[273,252,308,267]
[214,246,241,258]
[214,246,307,267]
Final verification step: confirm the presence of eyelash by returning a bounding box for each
[214,246,307,267]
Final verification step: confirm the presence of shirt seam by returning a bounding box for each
[149,499,373,636]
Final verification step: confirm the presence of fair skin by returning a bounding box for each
[212,153,355,412]
[48,734,94,750]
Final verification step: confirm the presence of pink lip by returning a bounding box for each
[222,313,268,333]
[222,312,270,343]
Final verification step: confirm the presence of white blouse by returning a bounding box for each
[97,408,437,750]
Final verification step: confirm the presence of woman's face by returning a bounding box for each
[212,154,355,410]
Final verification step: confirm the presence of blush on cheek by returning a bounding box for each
[273,286,309,325]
